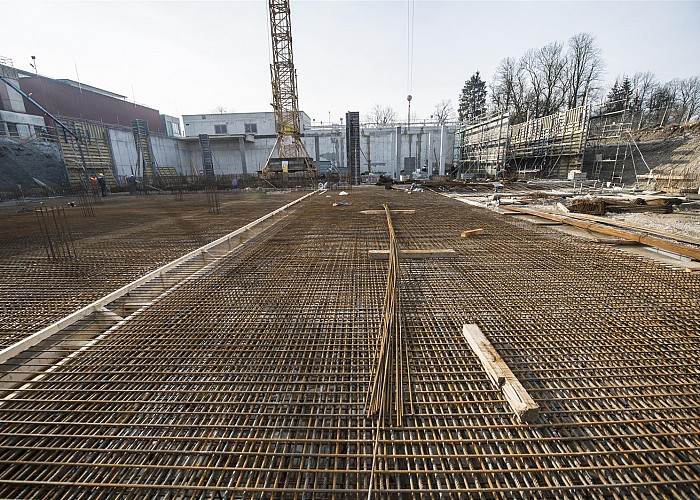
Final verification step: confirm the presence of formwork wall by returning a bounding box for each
[456,113,509,176]
[56,118,118,187]
[457,105,589,179]
[508,105,589,178]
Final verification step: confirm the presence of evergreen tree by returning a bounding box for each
[620,77,633,105]
[605,79,624,112]
[605,76,634,113]
[458,71,487,122]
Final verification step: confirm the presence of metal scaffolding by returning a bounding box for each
[455,113,509,177]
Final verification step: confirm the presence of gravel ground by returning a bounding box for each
[608,211,700,239]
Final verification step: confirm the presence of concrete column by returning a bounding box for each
[314,136,320,162]
[365,133,371,172]
[238,137,248,176]
[427,132,432,172]
[416,130,422,173]
[396,126,402,179]
[439,125,445,176]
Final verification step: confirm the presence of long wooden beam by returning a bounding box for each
[368,249,456,260]
[563,212,700,247]
[504,206,700,261]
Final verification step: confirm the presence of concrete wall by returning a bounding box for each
[184,136,274,176]
[0,64,26,113]
[360,124,456,177]
[150,134,189,174]
[108,128,138,180]
[174,123,455,179]
[100,117,456,182]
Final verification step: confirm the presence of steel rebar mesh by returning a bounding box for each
[0,191,302,349]
[0,188,699,497]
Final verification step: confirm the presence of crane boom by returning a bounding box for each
[264,0,316,180]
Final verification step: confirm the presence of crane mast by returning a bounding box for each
[264,0,316,181]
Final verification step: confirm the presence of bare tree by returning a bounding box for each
[674,76,700,122]
[212,105,230,114]
[647,82,677,126]
[630,71,657,128]
[491,57,529,123]
[365,104,397,127]
[432,99,454,125]
[522,42,567,117]
[565,33,604,108]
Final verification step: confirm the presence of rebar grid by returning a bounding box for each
[0,188,699,497]
[0,192,302,349]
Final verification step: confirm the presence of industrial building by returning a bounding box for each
[1,61,456,191]
[1,0,699,496]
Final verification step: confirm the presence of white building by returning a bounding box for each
[180,111,455,178]
[182,111,312,138]
[0,63,46,139]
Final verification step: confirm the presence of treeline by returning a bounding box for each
[605,73,700,128]
[458,33,700,128]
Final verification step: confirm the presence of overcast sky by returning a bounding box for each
[2,0,699,123]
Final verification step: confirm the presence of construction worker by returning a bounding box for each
[97,173,107,197]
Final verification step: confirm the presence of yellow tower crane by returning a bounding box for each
[263,0,317,184]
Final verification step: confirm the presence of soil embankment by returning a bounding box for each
[0,137,68,194]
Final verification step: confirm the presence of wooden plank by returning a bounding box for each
[361,209,416,215]
[564,212,700,247]
[462,324,540,424]
[505,206,700,261]
[460,228,485,237]
[369,249,456,260]
[556,202,570,213]
[462,324,507,387]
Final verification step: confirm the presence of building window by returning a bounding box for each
[214,124,228,134]
[245,123,258,134]
[201,115,207,120]
[7,123,19,138]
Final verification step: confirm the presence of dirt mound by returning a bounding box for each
[631,121,700,143]
[0,138,68,192]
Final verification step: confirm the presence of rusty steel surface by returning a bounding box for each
[1,187,699,497]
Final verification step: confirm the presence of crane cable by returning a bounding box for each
[406,0,415,97]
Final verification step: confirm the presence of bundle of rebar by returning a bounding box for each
[35,206,77,260]
[366,204,411,426]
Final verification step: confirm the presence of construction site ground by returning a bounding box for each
[1,187,699,497]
